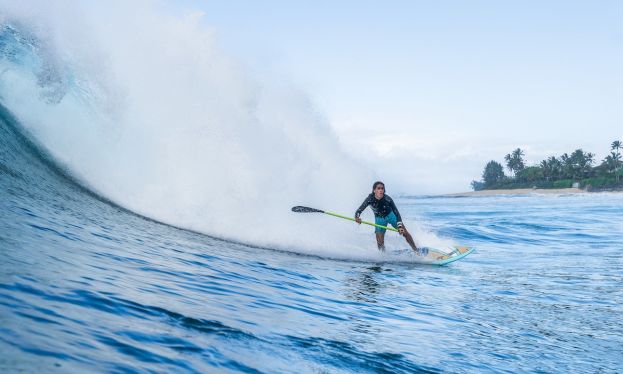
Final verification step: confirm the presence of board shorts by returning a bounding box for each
[374,211,398,233]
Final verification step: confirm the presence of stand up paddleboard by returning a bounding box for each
[406,246,474,265]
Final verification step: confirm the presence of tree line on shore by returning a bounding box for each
[471,140,623,191]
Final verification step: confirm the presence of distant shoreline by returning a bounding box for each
[444,187,623,197]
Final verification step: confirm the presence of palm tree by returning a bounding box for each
[547,156,563,180]
[540,160,549,181]
[540,156,562,181]
[583,152,595,178]
[560,153,573,179]
[612,140,622,181]
[612,140,621,155]
[562,149,593,180]
[504,148,525,177]
[603,153,619,173]
[512,148,526,171]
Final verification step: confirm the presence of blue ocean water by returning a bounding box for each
[1,106,622,373]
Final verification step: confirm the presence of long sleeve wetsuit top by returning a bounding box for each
[355,194,403,223]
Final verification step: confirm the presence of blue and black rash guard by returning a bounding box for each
[355,194,403,224]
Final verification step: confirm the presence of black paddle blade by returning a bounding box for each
[291,206,324,213]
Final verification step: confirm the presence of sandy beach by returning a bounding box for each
[445,188,609,197]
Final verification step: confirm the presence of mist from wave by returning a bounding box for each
[0,0,400,257]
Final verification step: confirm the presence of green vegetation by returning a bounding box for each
[472,140,623,191]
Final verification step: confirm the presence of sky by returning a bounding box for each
[178,0,622,194]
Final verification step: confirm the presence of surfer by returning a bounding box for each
[355,181,419,253]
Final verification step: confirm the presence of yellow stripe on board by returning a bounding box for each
[456,246,469,254]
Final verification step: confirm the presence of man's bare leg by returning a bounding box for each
[375,233,385,251]
[401,229,419,252]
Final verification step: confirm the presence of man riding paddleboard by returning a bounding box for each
[355,181,419,253]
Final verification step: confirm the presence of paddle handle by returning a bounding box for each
[324,211,399,232]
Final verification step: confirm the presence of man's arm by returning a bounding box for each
[388,196,403,225]
[355,195,372,218]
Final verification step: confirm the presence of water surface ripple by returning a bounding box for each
[1,113,623,372]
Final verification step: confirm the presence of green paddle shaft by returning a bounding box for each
[324,211,399,232]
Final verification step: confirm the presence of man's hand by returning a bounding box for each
[355,217,362,224]
[398,223,405,235]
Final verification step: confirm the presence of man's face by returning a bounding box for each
[374,184,385,199]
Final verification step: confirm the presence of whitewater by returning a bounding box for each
[1,2,623,373]
[0,1,411,258]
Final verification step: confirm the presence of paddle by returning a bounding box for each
[291,206,399,232]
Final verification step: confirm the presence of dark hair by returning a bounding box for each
[372,181,385,191]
